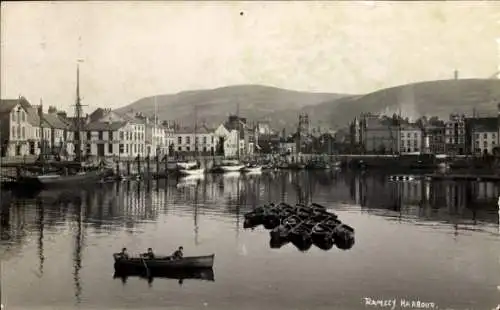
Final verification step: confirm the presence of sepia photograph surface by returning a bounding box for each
[0,1,499,310]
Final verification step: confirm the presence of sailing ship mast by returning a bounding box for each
[74,60,85,163]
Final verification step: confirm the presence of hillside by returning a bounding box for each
[115,85,350,130]
[116,79,500,131]
[308,79,500,127]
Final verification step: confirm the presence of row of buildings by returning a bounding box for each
[349,103,500,156]
[0,97,260,159]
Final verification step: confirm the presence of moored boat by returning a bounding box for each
[178,167,205,176]
[241,164,262,173]
[219,160,245,172]
[113,253,215,271]
[176,161,198,170]
[311,223,335,250]
[17,168,109,190]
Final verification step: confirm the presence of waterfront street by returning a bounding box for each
[0,171,498,310]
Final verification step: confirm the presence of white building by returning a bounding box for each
[469,117,498,155]
[173,126,217,155]
[214,123,239,157]
[0,98,32,156]
[83,109,147,158]
[399,124,422,154]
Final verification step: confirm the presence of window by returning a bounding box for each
[483,133,487,139]
[119,144,124,154]
[12,126,16,138]
[98,131,103,140]
[21,111,25,122]
[11,113,15,122]
[178,137,182,144]
[125,144,129,153]
[109,131,113,141]
[21,127,25,139]
[86,144,91,154]
[178,147,182,151]
[120,131,124,140]
[17,126,21,138]
[87,131,91,140]
[203,136,207,144]
[108,143,113,153]
[186,136,191,144]
[186,146,190,151]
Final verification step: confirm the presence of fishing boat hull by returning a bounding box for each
[241,166,262,173]
[177,161,198,170]
[113,254,215,271]
[177,168,205,176]
[113,267,215,282]
[17,169,108,189]
[219,165,244,172]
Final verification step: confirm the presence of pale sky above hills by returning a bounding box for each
[1,1,499,113]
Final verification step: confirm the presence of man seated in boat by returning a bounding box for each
[141,248,155,259]
[118,247,129,259]
[172,246,184,259]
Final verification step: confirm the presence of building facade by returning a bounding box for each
[445,114,466,155]
[214,124,239,157]
[361,114,399,154]
[399,124,422,154]
[467,117,498,155]
[173,126,217,155]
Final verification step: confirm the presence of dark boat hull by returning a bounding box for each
[113,267,215,282]
[17,169,108,190]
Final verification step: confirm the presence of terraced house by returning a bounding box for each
[0,98,32,156]
[83,108,147,158]
[466,117,498,155]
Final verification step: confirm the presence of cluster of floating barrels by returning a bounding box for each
[243,202,355,252]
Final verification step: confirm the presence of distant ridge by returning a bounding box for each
[116,79,500,131]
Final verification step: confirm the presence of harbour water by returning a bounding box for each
[0,171,499,310]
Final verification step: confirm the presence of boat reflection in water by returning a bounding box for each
[113,267,215,286]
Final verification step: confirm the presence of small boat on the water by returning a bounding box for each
[217,160,245,172]
[178,166,205,176]
[176,161,198,170]
[311,223,335,250]
[113,253,215,271]
[241,164,262,173]
[17,168,110,190]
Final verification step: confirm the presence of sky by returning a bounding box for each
[1,1,499,113]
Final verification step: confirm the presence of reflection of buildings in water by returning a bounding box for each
[348,174,500,224]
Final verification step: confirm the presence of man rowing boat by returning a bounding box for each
[172,246,184,259]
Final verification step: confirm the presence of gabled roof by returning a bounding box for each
[175,125,214,134]
[0,99,20,113]
[43,113,69,129]
[85,121,128,131]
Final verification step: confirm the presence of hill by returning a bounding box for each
[115,85,350,131]
[307,79,500,127]
[116,79,500,132]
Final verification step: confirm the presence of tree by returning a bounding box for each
[48,106,57,113]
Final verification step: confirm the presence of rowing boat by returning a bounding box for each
[113,253,215,271]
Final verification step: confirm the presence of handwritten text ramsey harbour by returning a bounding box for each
[363,297,437,309]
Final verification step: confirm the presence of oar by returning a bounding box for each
[141,256,150,278]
